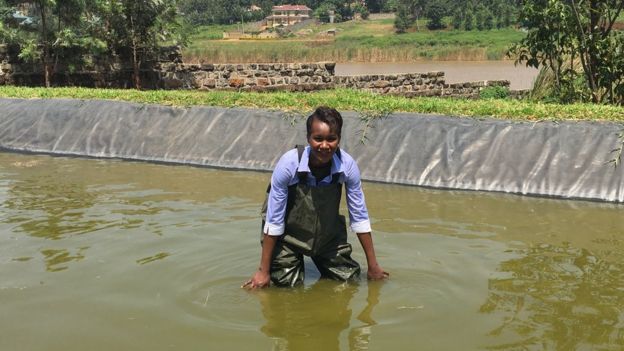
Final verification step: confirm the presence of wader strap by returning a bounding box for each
[295,145,307,185]
[264,145,306,193]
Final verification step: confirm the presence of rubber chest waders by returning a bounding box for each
[261,146,361,287]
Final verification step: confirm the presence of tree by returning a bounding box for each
[354,3,370,19]
[451,8,463,30]
[510,0,624,104]
[501,4,515,28]
[0,1,23,44]
[394,0,411,33]
[2,0,106,87]
[178,0,256,25]
[464,8,474,30]
[2,0,185,89]
[475,4,486,30]
[382,0,397,12]
[484,7,494,30]
[109,0,184,89]
[365,0,383,13]
[2,0,56,87]
[425,2,446,30]
[445,0,522,29]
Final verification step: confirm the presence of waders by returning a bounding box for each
[261,146,361,287]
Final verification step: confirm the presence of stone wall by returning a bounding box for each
[156,63,510,97]
[156,62,336,91]
[1,44,513,97]
[335,72,510,98]
[0,45,15,86]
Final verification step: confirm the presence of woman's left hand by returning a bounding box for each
[367,264,389,280]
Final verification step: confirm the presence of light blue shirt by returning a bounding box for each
[264,146,372,236]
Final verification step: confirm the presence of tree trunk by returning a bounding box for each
[132,37,140,89]
[588,0,601,102]
[38,0,51,88]
[130,15,141,89]
[570,0,599,102]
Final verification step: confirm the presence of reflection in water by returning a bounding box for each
[5,179,103,240]
[257,281,382,351]
[136,252,171,265]
[1,154,264,274]
[481,243,624,350]
[40,247,88,272]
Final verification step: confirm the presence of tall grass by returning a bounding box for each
[183,43,497,63]
[184,19,525,63]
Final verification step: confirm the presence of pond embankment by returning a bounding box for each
[1,98,622,202]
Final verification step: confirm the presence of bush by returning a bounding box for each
[480,86,510,99]
[354,4,370,20]
[425,3,447,30]
[314,3,343,23]
[394,2,411,33]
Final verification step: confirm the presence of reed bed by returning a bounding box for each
[184,22,524,63]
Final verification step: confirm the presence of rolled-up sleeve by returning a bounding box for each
[263,151,296,236]
[344,156,372,233]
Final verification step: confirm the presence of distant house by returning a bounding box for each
[265,5,312,28]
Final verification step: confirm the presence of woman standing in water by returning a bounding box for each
[244,106,388,288]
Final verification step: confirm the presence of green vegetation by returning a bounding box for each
[0,0,185,89]
[179,0,363,26]
[511,0,624,105]
[1,86,622,122]
[190,24,243,41]
[395,0,519,32]
[479,86,510,99]
[184,18,525,62]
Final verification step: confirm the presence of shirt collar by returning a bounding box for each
[298,145,343,175]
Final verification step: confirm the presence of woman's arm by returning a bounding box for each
[357,232,389,280]
[243,234,278,288]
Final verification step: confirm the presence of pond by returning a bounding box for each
[1,152,623,350]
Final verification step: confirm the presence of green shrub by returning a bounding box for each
[480,86,510,99]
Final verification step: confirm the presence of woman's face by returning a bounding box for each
[308,119,340,167]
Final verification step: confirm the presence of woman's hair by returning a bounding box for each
[306,106,343,138]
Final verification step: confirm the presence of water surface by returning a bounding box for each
[1,152,623,350]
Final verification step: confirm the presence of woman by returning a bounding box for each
[244,106,388,288]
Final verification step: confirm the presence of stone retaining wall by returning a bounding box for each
[155,62,510,97]
[156,62,336,91]
[0,45,14,86]
[1,44,512,97]
[334,72,509,98]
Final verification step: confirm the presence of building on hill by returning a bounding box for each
[264,5,312,28]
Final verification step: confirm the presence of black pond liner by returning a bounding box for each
[1,98,623,202]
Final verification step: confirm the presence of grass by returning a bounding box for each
[190,24,243,41]
[1,86,622,122]
[184,18,525,63]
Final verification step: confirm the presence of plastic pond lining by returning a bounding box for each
[1,98,623,202]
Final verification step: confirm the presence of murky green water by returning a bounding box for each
[1,152,623,351]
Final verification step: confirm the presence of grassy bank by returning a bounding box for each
[184,19,525,63]
[1,86,622,122]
